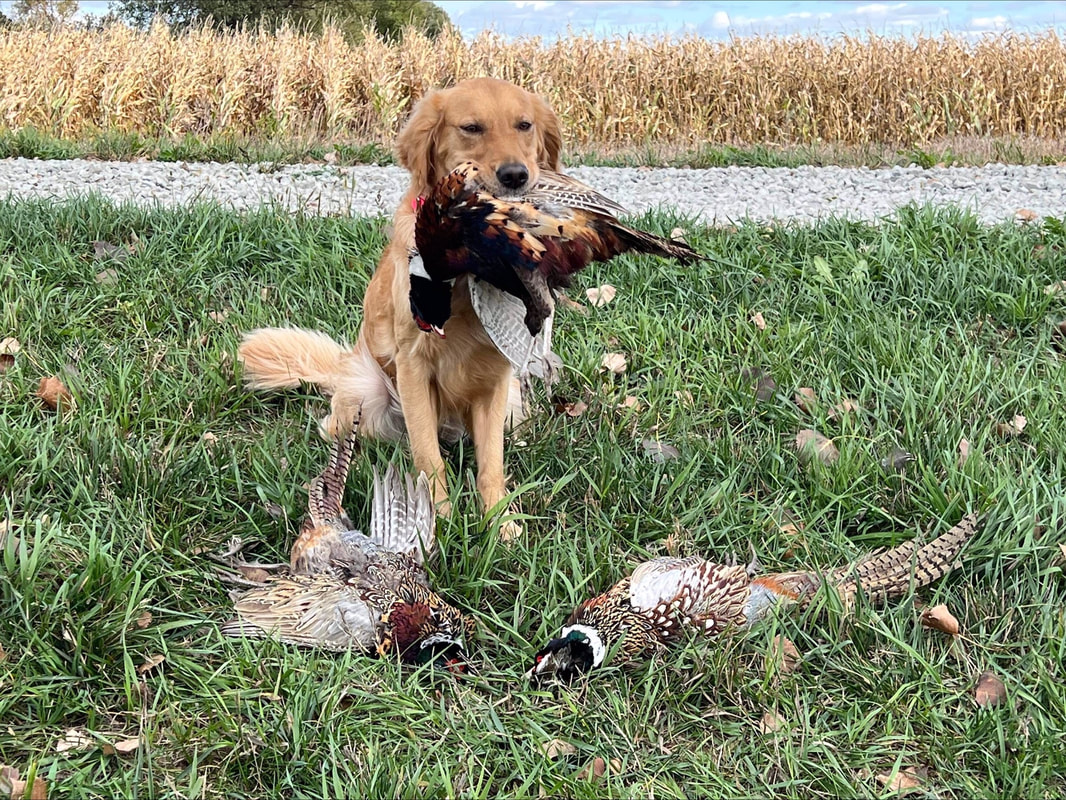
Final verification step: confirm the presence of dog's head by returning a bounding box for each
[396,77,562,198]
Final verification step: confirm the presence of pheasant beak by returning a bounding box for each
[525,637,590,684]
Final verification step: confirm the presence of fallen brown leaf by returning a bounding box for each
[0,337,19,374]
[751,311,767,330]
[575,756,607,781]
[585,284,617,307]
[641,439,680,463]
[563,400,588,417]
[827,398,858,420]
[55,728,93,754]
[920,604,960,636]
[556,292,588,314]
[975,671,1007,708]
[793,387,817,413]
[137,654,165,675]
[36,376,74,411]
[754,372,777,402]
[669,227,687,242]
[617,395,641,411]
[769,635,801,674]
[796,429,839,465]
[1016,208,1039,222]
[201,431,218,445]
[1044,280,1066,296]
[95,268,119,285]
[996,414,1027,438]
[875,767,924,793]
[1059,542,1066,563]
[208,309,229,323]
[541,739,577,759]
[600,353,627,374]
[135,610,152,629]
[92,239,129,263]
[673,389,694,407]
[0,765,47,800]
[759,710,788,734]
[957,438,971,468]
[0,643,5,663]
[112,738,142,755]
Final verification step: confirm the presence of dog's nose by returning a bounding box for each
[496,163,530,190]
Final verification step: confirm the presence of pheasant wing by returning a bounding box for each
[369,464,436,565]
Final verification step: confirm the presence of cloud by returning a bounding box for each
[711,11,730,30]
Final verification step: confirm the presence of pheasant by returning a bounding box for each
[220,413,474,671]
[408,161,702,339]
[526,513,980,682]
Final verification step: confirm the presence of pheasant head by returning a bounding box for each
[379,598,473,673]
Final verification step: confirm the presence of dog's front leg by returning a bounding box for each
[469,371,522,541]
[394,355,450,516]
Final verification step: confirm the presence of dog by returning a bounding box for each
[238,77,563,538]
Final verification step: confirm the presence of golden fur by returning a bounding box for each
[238,77,563,533]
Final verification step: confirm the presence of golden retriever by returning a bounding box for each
[238,77,562,537]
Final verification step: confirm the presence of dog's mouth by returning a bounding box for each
[414,315,447,339]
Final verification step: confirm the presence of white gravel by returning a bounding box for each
[0,157,1064,224]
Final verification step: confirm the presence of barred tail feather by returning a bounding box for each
[370,464,436,564]
[613,225,703,264]
[833,512,980,604]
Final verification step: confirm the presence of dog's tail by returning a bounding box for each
[237,327,405,441]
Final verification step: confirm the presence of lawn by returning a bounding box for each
[1,197,1064,798]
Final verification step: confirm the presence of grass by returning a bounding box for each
[1,196,1065,797]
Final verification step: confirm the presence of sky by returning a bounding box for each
[8,0,1066,40]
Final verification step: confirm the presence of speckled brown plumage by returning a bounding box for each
[221,423,473,670]
[528,513,981,681]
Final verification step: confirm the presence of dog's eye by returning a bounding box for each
[460,123,483,134]
[516,120,533,132]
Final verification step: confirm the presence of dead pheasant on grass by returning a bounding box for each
[527,512,981,682]
[408,160,703,339]
[219,410,474,673]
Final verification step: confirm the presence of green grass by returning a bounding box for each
[1,197,1066,798]
[2,125,1065,168]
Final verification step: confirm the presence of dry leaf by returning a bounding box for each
[741,367,777,402]
[1044,280,1066,296]
[996,415,1027,437]
[617,395,641,411]
[0,338,19,374]
[575,756,607,781]
[0,643,5,663]
[585,284,617,307]
[36,376,74,411]
[957,438,970,467]
[135,610,152,629]
[759,710,788,733]
[95,268,119,285]
[751,311,767,330]
[769,635,801,674]
[1016,208,1039,222]
[55,729,93,753]
[323,149,338,164]
[600,353,627,374]
[641,439,680,463]
[669,227,687,242]
[876,768,924,792]
[112,738,142,755]
[563,400,587,417]
[201,431,218,445]
[92,240,129,263]
[208,309,229,323]
[1059,542,1066,563]
[0,765,47,800]
[975,671,1007,708]
[796,429,839,465]
[920,604,960,636]
[793,387,817,413]
[137,653,165,675]
[541,739,577,759]
[556,292,588,314]
[828,398,858,420]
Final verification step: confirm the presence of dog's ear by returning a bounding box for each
[396,89,447,195]
[533,94,563,171]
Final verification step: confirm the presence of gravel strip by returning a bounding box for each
[1,158,1064,224]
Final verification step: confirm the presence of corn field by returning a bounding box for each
[1,23,1065,149]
